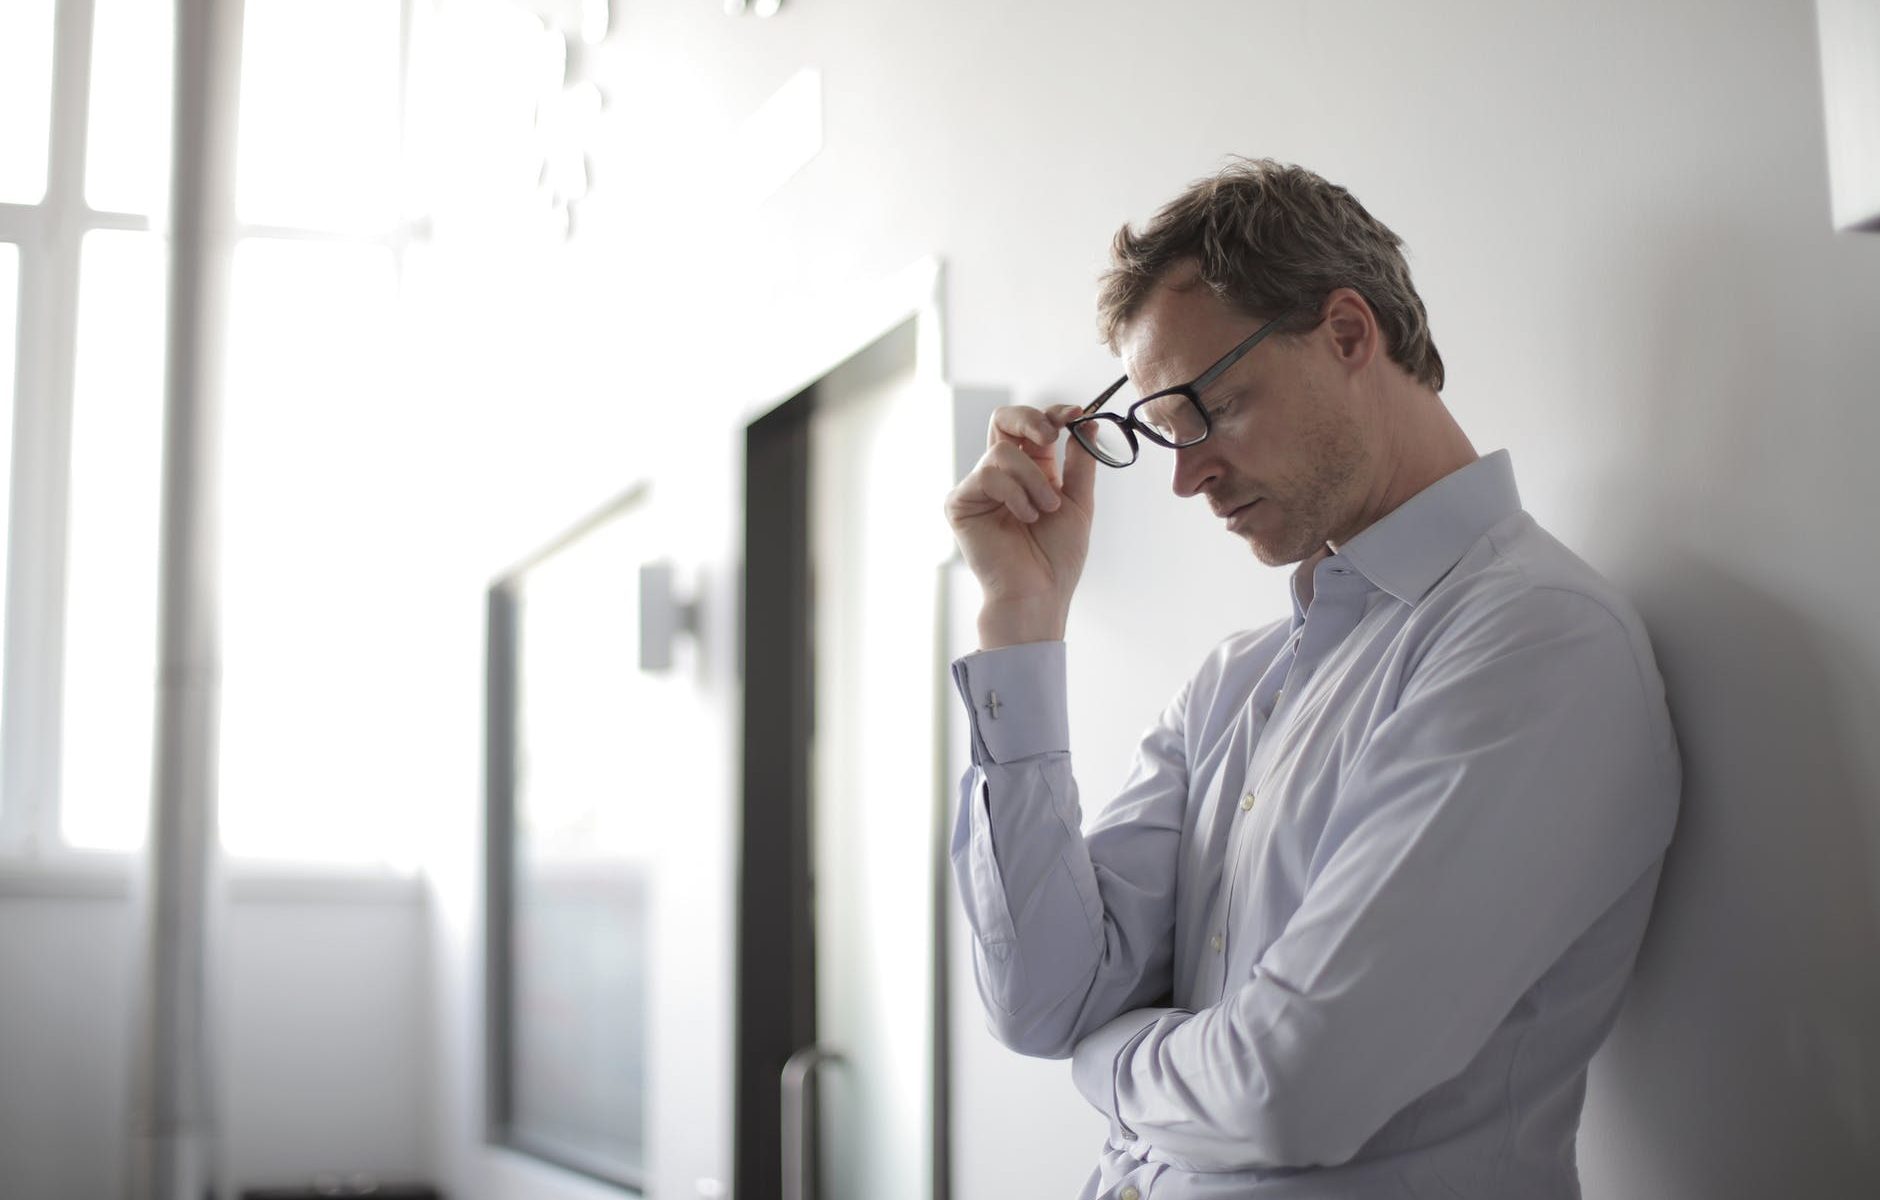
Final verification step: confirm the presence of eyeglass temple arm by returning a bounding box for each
[1192,311,1295,393]
[1079,376,1130,417]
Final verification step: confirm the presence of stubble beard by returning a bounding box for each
[1236,403,1370,568]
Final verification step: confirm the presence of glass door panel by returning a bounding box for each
[807,320,940,1199]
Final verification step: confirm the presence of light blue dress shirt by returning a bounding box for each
[950,450,1681,1199]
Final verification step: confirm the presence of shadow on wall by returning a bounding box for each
[1569,199,1880,1197]
[1582,547,1880,1198]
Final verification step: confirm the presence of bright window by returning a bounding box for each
[0,0,172,859]
[0,1,57,205]
[236,0,403,232]
[210,0,416,865]
[85,0,177,215]
[218,239,407,863]
[3,0,417,865]
[60,230,167,852]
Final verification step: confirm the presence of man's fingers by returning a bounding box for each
[947,438,1067,527]
[974,465,1041,522]
[987,404,1065,454]
[984,441,1061,515]
[978,403,1103,517]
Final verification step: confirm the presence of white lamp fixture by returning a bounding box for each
[639,561,701,672]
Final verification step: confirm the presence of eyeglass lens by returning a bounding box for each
[1076,416,1135,466]
[1137,391,1208,446]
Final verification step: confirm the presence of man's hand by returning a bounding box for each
[944,403,1097,648]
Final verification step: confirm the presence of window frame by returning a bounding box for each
[0,0,425,870]
[0,0,145,864]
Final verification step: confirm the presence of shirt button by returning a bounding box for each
[1274,689,1284,706]
[1208,932,1223,953]
[1120,1188,1141,1200]
[1239,791,1255,812]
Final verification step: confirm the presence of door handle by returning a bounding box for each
[780,1044,846,1200]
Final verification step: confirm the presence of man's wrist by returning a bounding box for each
[977,598,1067,649]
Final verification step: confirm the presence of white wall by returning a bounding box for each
[0,880,430,1196]
[0,890,137,1197]
[410,0,1880,1196]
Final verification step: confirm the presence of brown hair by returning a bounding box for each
[1097,158,1445,391]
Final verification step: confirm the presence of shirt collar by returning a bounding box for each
[1291,449,1522,614]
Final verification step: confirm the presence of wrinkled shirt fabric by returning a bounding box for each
[950,451,1680,1199]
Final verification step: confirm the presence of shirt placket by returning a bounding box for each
[1199,560,1371,997]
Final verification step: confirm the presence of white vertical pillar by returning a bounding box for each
[127,1,242,1196]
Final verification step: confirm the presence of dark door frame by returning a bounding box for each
[734,313,959,1200]
[735,387,820,1200]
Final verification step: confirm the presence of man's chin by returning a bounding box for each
[1241,533,1294,568]
[1237,527,1318,569]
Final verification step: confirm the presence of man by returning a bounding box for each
[942,159,1680,1199]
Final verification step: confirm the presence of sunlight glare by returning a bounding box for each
[61,231,167,852]
[0,0,56,205]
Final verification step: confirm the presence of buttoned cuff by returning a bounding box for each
[1072,1006,1182,1145]
[951,641,1070,766]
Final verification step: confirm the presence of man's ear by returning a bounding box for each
[1321,287,1380,375]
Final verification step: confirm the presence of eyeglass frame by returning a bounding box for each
[1068,307,1307,468]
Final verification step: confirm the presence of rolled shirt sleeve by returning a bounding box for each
[1071,588,1681,1171]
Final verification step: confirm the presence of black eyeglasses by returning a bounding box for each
[1068,308,1303,468]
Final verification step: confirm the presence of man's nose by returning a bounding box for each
[1169,442,1219,499]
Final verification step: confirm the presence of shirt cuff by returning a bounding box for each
[951,641,1070,766]
[1072,1006,1183,1145]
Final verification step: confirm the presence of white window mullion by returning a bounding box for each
[44,0,97,212]
[77,210,152,234]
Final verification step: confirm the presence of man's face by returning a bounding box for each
[1117,277,1376,567]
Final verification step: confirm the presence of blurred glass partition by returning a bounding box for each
[486,487,656,1188]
